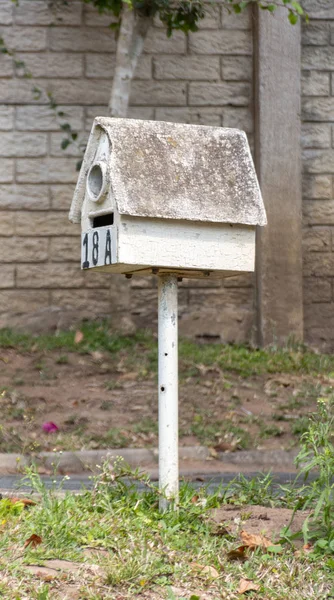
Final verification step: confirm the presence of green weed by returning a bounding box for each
[92,427,129,448]
[132,417,158,435]
[294,396,334,553]
[291,416,311,436]
[0,454,332,598]
[189,413,250,449]
[55,354,69,365]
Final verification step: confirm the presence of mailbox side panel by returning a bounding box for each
[118,217,255,274]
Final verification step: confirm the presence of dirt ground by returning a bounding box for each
[0,343,327,455]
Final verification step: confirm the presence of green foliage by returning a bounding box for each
[3,322,334,379]
[222,471,278,506]
[294,396,334,553]
[82,0,307,36]
[1,458,333,598]
[0,322,153,354]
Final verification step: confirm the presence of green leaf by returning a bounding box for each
[288,10,298,25]
[314,488,326,519]
[267,544,284,553]
[61,139,71,150]
[291,1,304,15]
[60,123,71,131]
[71,132,78,141]
[266,4,276,13]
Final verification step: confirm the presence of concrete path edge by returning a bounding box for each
[0,447,298,475]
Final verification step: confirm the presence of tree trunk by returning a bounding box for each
[109,5,151,118]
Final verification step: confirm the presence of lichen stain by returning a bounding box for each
[167,136,178,147]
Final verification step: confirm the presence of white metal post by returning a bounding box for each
[158,274,179,511]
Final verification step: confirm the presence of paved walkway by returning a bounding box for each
[0,471,303,495]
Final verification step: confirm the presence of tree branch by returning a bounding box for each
[109,4,151,118]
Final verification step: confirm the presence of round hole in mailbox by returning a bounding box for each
[87,162,107,202]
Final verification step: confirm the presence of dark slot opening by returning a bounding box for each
[92,213,114,228]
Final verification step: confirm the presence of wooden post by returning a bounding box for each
[254,7,304,346]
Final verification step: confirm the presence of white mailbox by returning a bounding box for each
[69,117,266,279]
[69,117,266,510]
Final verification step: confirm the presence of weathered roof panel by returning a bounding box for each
[70,117,266,227]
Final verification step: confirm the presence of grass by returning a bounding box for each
[0,457,333,600]
[0,342,333,598]
[2,321,334,378]
[187,414,251,449]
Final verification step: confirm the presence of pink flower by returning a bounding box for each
[42,421,59,433]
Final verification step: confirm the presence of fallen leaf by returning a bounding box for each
[9,497,37,507]
[227,546,247,561]
[191,495,199,504]
[303,543,313,552]
[190,562,219,578]
[213,441,235,452]
[24,534,43,549]
[240,530,272,549]
[294,542,313,557]
[74,330,84,344]
[238,578,260,594]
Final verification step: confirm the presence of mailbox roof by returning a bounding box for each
[70,117,266,227]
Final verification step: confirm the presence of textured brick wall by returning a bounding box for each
[301,1,334,351]
[0,0,254,340]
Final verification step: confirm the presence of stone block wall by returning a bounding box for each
[0,0,254,340]
[2,1,334,349]
[301,0,334,351]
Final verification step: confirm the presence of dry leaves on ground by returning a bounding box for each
[190,562,220,579]
[227,530,272,561]
[8,497,37,507]
[240,530,272,550]
[24,534,43,549]
[238,578,260,594]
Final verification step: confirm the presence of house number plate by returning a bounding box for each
[81,227,114,269]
